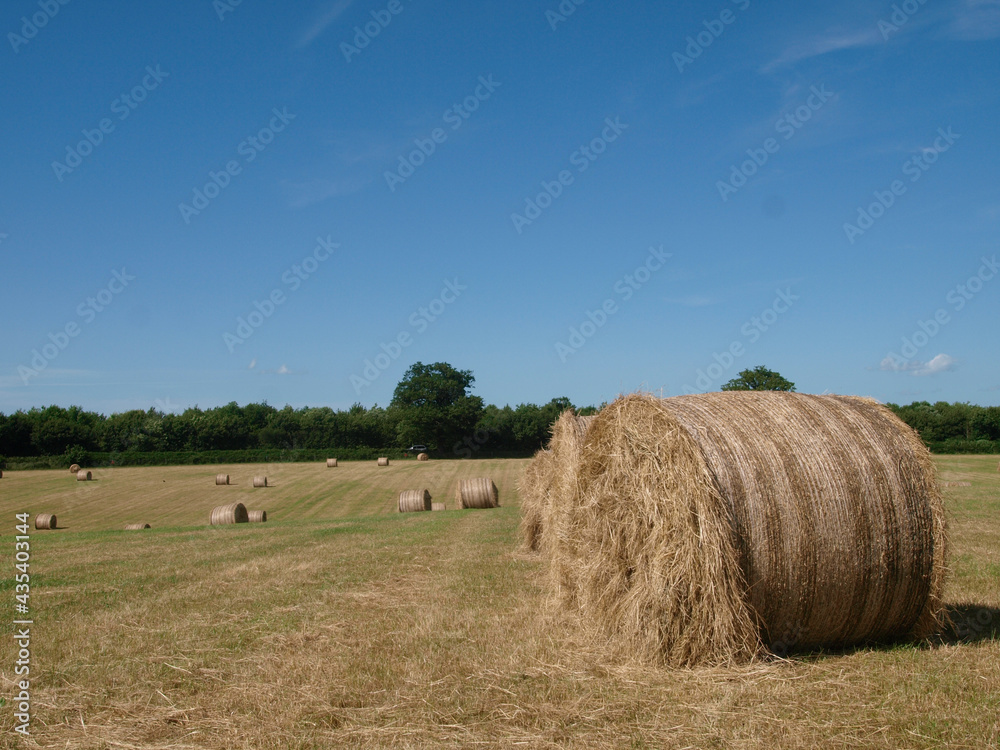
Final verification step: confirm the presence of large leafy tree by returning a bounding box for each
[390,362,484,452]
[721,365,796,392]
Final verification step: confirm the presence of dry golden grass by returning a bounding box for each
[0,456,996,749]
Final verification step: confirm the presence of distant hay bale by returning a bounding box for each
[417,452,429,461]
[377,457,389,467]
[252,476,268,488]
[215,473,230,486]
[69,463,81,474]
[326,458,338,468]
[941,481,971,487]
[398,489,432,513]
[34,514,56,530]
[247,510,267,523]
[210,502,249,525]
[124,523,150,530]
[541,392,947,667]
[431,501,446,511]
[76,470,92,481]
[457,478,499,509]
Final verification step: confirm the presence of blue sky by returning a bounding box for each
[2,0,998,415]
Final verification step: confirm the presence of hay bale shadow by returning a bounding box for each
[935,604,1000,645]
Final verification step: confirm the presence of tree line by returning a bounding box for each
[1,363,997,466]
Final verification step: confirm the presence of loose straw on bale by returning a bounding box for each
[215,473,230,486]
[252,476,268,488]
[431,501,446,512]
[210,502,249,525]
[417,453,429,462]
[124,523,150,530]
[377,457,389,467]
[535,392,947,667]
[327,458,338,468]
[398,489,432,513]
[457,478,499,509]
[69,463,81,474]
[76,470,92,481]
[247,510,267,523]
[35,514,56,530]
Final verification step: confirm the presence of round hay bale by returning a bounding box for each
[457,478,499,509]
[327,458,338,468]
[69,463,81,474]
[252,476,268,488]
[124,523,151,530]
[34,514,56,530]
[431,501,446,512]
[417,452,429,462]
[551,392,947,666]
[210,502,249,525]
[215,473,230,486]
[76,470,92,481]
[377,457,389,467]
[247,510,267,523]
[398,489,432,513]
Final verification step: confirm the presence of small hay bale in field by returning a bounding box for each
[210,502,249,525]
[457,478,499,509]
[549,392,947,667]
[69,463,81,474]
[941,481,971,487]
[398,489,432,513]
[417,452,429,461]
[247,510,267,523]
[377,457,389,467]
[252,476,268,488]
[431,501,446,511]
[76,470,92,481]
[215,473,230,486]
[34,514,56,530]
[326,458,338,468]
[124,523,151,530]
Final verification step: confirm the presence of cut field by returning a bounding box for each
[0,456,997,749]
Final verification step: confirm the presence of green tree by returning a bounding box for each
[390,362,484,452]
[721,365,796,392]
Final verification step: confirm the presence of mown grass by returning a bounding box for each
[0,456,996,749]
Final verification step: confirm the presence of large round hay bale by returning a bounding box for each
[247,510,267,523]
[69,463,81,474]
[210,502,249,525]
[457,478,499,509]
[34,514,56,530]
[548,392,947,666]
[252,476,268,488]
[417,452,429,462]
[431,501,446,512]
[124,523,151,530]
[326,458,338,468]
[377,457,389,467]
[215,473,230,486]
[76,470,92,481]
[398,489,432,513]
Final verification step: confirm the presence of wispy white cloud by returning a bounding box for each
[760,28,883,73]
[880,353,956,376]
[277,364,291,375]
[946,0,1000,39]
[248,358,257,370]
[296,0,354,49]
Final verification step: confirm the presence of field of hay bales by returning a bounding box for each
[0,456,997,748]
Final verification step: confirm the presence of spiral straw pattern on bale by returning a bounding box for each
[457,478,499,509]
[124,523,151,530]
[247,510,267,523]
[398,489,432,513]
[537,392,948,666]
[34,514,56,530]
[76,470,92,481]
[417,453,429,462]
[215,473,230,485]
[252,476,268,488]
[326,458,338,468]
[210,502,249,525]
[377,457,389,467]
[69,463,81,474]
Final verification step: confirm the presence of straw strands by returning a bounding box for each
[457,478,499,509]
[529,393,948,667]
[398,489,432,513]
